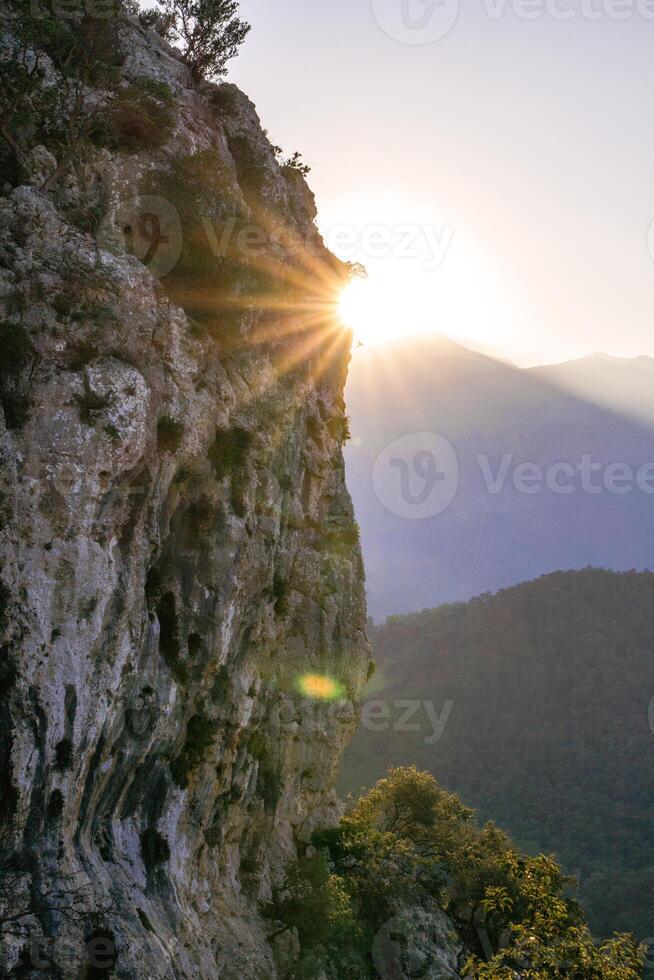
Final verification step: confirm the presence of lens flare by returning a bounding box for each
[296,674,345,701]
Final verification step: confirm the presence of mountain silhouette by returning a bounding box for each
[345,336,654,619]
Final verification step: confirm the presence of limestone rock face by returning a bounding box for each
[0,18,369,978]
[371,908,466,980]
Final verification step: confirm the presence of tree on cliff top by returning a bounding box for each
[151,0,250,80]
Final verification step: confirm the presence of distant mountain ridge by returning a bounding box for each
[529,351,654,427]
[345,336,654,619]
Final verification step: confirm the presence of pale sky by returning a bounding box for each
[229,0,654,366]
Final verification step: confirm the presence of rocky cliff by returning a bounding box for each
[0,15,371,977]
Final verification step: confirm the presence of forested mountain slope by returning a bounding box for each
[340,569,654,943]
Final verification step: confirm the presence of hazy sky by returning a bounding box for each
[228,0,654,366]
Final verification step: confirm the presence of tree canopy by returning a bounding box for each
[264,767,645,979]
[151,0,250,80]
[340,569,654,947]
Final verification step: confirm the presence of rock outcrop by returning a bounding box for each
[0,16,371,977]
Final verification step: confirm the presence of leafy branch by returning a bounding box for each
[150,0,250,81]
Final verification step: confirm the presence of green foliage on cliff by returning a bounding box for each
[0,0,126,186]
[1,0,248,184]
[339,569,654,949]
[150,0,250,81]
[93,83,175,152]
[264,768,645,979]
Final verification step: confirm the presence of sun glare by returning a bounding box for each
[339,275,440,347]
[337,253,516,357]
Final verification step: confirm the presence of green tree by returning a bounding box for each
[273,768,646,979]
[464,855,646,978]
[262,851,362,977]
[153,0,250,80]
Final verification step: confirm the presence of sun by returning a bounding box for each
[339,273,439,347]
[335,235,513,355]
